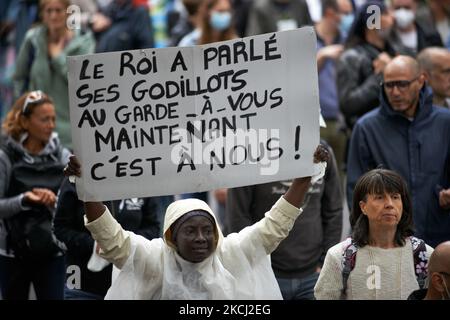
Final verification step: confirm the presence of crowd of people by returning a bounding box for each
[0,0,449,300]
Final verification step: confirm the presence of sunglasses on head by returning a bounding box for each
[22,90,45,114]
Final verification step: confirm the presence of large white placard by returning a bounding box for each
[67,27,320,201]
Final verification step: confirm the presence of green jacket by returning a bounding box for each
[13,25,95,148]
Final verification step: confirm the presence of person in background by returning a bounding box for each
[0,91,70,299]
[416,0,450,48]
[315,169,433,300]
[178,0,237,47]
[170,0,204,47]
[245,0,312,36]
[417,47,450,108]
[337,1,399,130]
[94,0,155,53]
[231,0,252,37]
[13,0,95,149]
[390,0,442,56]
[54,177,161,299]
[226,141,342,300]
[316,0,353,177]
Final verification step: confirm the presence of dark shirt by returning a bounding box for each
[408,289,427,300]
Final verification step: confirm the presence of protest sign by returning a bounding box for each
[67,27,320,201]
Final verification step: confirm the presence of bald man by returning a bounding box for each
[417,47,450,108]
[408,241,450,300]
[347,55,450,247]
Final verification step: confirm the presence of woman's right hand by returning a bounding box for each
[64,155,82,177]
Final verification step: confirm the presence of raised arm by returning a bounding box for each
[64,155,105,222]
[63,156,130,268]
[284,144,329,207]
[283,176,312,208]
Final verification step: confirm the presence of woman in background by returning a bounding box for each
[0,91,70,299]
[13,0,95,149]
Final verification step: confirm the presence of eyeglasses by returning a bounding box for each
[23,90,45,114]
[381,77,419,92]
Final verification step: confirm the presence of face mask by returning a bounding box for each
[394,8,415,29]
[210,11,232,31]
[339,13,354,36]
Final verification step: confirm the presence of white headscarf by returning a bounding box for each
[105,198,282,300]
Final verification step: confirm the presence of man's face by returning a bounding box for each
[173,215,216,263]
[383,64,424,117]
[427,54,450,100]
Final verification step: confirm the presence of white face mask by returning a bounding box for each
[394,8,415,29]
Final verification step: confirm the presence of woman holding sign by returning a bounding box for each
[63,145,328,299]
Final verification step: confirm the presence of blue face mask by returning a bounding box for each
[210,11,232,31]
[339,13,354,36]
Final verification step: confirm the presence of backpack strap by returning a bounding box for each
[410,236,428,290]
[341,238,358,298]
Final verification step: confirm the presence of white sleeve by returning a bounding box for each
[314,245,345,300]
[85,207,131,269]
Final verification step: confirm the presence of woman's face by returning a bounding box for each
[22,103,56,144]
[174,215,216,263]
[42,0,67,31]
[359,192,403,229]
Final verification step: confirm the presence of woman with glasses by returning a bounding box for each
[315,169,434,300]
[13,0,95,149]
[0,91,71,299]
